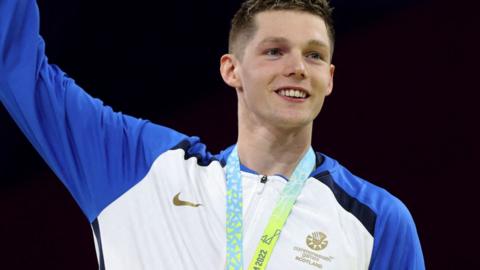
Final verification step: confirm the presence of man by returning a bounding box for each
[0,0,424,269]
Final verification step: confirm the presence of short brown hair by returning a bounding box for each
[229,0,335,60]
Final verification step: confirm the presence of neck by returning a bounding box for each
[236,119,313,178]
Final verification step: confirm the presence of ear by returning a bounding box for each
[325,64,335,96]
[220,54,242,89]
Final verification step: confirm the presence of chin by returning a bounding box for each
[272,115,314,130]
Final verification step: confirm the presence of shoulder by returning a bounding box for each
[314,153,424,269]
[313,153,413,226]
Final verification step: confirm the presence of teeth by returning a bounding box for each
[278,89,307,98]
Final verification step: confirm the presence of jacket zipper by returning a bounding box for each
[257,175,268,194]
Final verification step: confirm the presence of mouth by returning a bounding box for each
[274,87,310,100]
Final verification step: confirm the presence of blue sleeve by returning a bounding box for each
[0,0,187,222]
[369,197,425,270]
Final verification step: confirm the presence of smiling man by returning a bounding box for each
[221,9,335,179]
[0,0,424,269]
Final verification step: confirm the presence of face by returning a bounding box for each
[221,10,335,130]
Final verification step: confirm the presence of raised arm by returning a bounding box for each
[0,0,188,222]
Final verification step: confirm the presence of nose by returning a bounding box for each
[283,52,307,80]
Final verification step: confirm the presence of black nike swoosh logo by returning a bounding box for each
[173,192,202,207]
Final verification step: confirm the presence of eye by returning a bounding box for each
[265,48,283,57]
[306,51,324,61]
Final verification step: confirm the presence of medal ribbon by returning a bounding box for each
[225,145,316,270]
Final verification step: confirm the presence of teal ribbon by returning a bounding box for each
[225,146,316,270]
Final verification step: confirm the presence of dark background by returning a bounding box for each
[1,0,479,268]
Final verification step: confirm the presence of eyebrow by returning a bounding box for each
[257,37,329,49]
